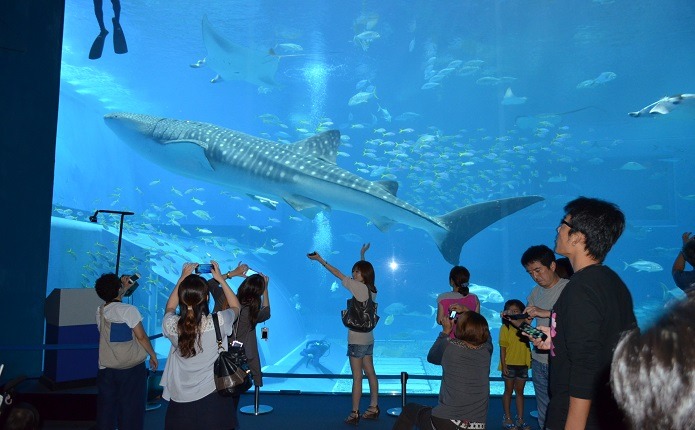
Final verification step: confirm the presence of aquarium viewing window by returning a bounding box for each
[49,1,695,395]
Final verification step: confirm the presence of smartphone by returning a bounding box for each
[506,313,529,320]
[195,264,213,274]
[308,252,317,256]
[518,322,548,341]
[449,310,457,319]
[123,273,140,297]
[261,327,268,340]
[247,268,258,276]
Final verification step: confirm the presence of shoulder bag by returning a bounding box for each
[212,312,253,396]
[341,289,380,333]
[98,305,147,369]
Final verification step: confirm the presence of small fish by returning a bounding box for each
[330,281,340,292]
[624,260,663,272]
[353,31,380,51]
[196,227,213,234]
[192,210,212,220]
[348,88,377,106]
[384,314,395,325]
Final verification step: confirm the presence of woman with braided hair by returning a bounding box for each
[160,261,247,430]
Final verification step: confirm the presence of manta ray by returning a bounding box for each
[191,15,279,87]
[104,112,544,265]
[628,93,695,118]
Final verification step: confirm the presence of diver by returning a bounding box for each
[89,0,128,60]
[300,340,331,368]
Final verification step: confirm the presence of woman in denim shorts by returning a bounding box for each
[308,243,379,425]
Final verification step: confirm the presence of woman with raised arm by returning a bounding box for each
[160,261,247,430]
[308,247,380,425]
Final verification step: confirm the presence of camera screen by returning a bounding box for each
[196,264,213,274]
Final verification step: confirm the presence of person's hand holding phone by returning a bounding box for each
[441,313,454,335]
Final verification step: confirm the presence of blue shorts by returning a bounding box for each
[503,365,529,380]
[347,343,373,358]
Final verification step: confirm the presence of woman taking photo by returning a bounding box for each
[207,271,271,390]
[160,261,247,430]
[393,311,493,429]
[308,247,380,425]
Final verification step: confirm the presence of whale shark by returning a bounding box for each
[629,93,695,118]
[104,112,544,264]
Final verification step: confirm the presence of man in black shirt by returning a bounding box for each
[538,197,637,430]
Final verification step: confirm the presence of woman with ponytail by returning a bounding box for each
[160,261,247,430]
[436,266,480,337]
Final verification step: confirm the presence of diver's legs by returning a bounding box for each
[111,0,121,22]
[93,0,106,31]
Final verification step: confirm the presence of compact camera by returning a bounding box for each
[506,313,529,320]
[123,273,140,297]
[448,310,457,319]
[195,264,213,274]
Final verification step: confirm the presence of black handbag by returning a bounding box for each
[212,313,253,396]
[341,290,379,333]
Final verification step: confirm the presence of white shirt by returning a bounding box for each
[160,308,236,402]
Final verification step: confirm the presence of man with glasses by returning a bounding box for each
[519,245,568,430]
[542,197,636,430]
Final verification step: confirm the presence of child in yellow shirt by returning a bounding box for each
[499,299,532,430]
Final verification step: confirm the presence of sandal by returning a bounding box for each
[345,410,360,426]
[362,405,380,420]
[502,415,516,429]
[515,417,532,430]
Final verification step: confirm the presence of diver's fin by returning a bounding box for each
[88,30,108,60]
[112,18,128,54]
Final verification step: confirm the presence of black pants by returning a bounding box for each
[392,403,467,430]
[165,391,239,430]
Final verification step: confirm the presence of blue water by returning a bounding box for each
[50,1,695,394]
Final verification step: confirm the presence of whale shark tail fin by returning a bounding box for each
[435,196,544,265]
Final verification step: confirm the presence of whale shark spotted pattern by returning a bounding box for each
[104,112,543,264]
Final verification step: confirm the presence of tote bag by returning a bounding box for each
[98,305,147,369]
[341,290,379,333]
[212,313,253,396]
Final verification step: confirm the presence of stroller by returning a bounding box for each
[0,364,39,430]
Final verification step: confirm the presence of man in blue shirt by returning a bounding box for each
[672,231,695,293]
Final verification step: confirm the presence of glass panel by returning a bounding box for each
[51,1,695,395]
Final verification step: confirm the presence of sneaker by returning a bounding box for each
[502,415,516,429]
[515,416,532,430]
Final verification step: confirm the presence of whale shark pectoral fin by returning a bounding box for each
[284,195,330,218]
[160,140,214,172]
[371,217,396,232]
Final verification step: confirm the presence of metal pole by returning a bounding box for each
[240,385,273,415]
[387,371,408,416]
[115,213,125,275]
